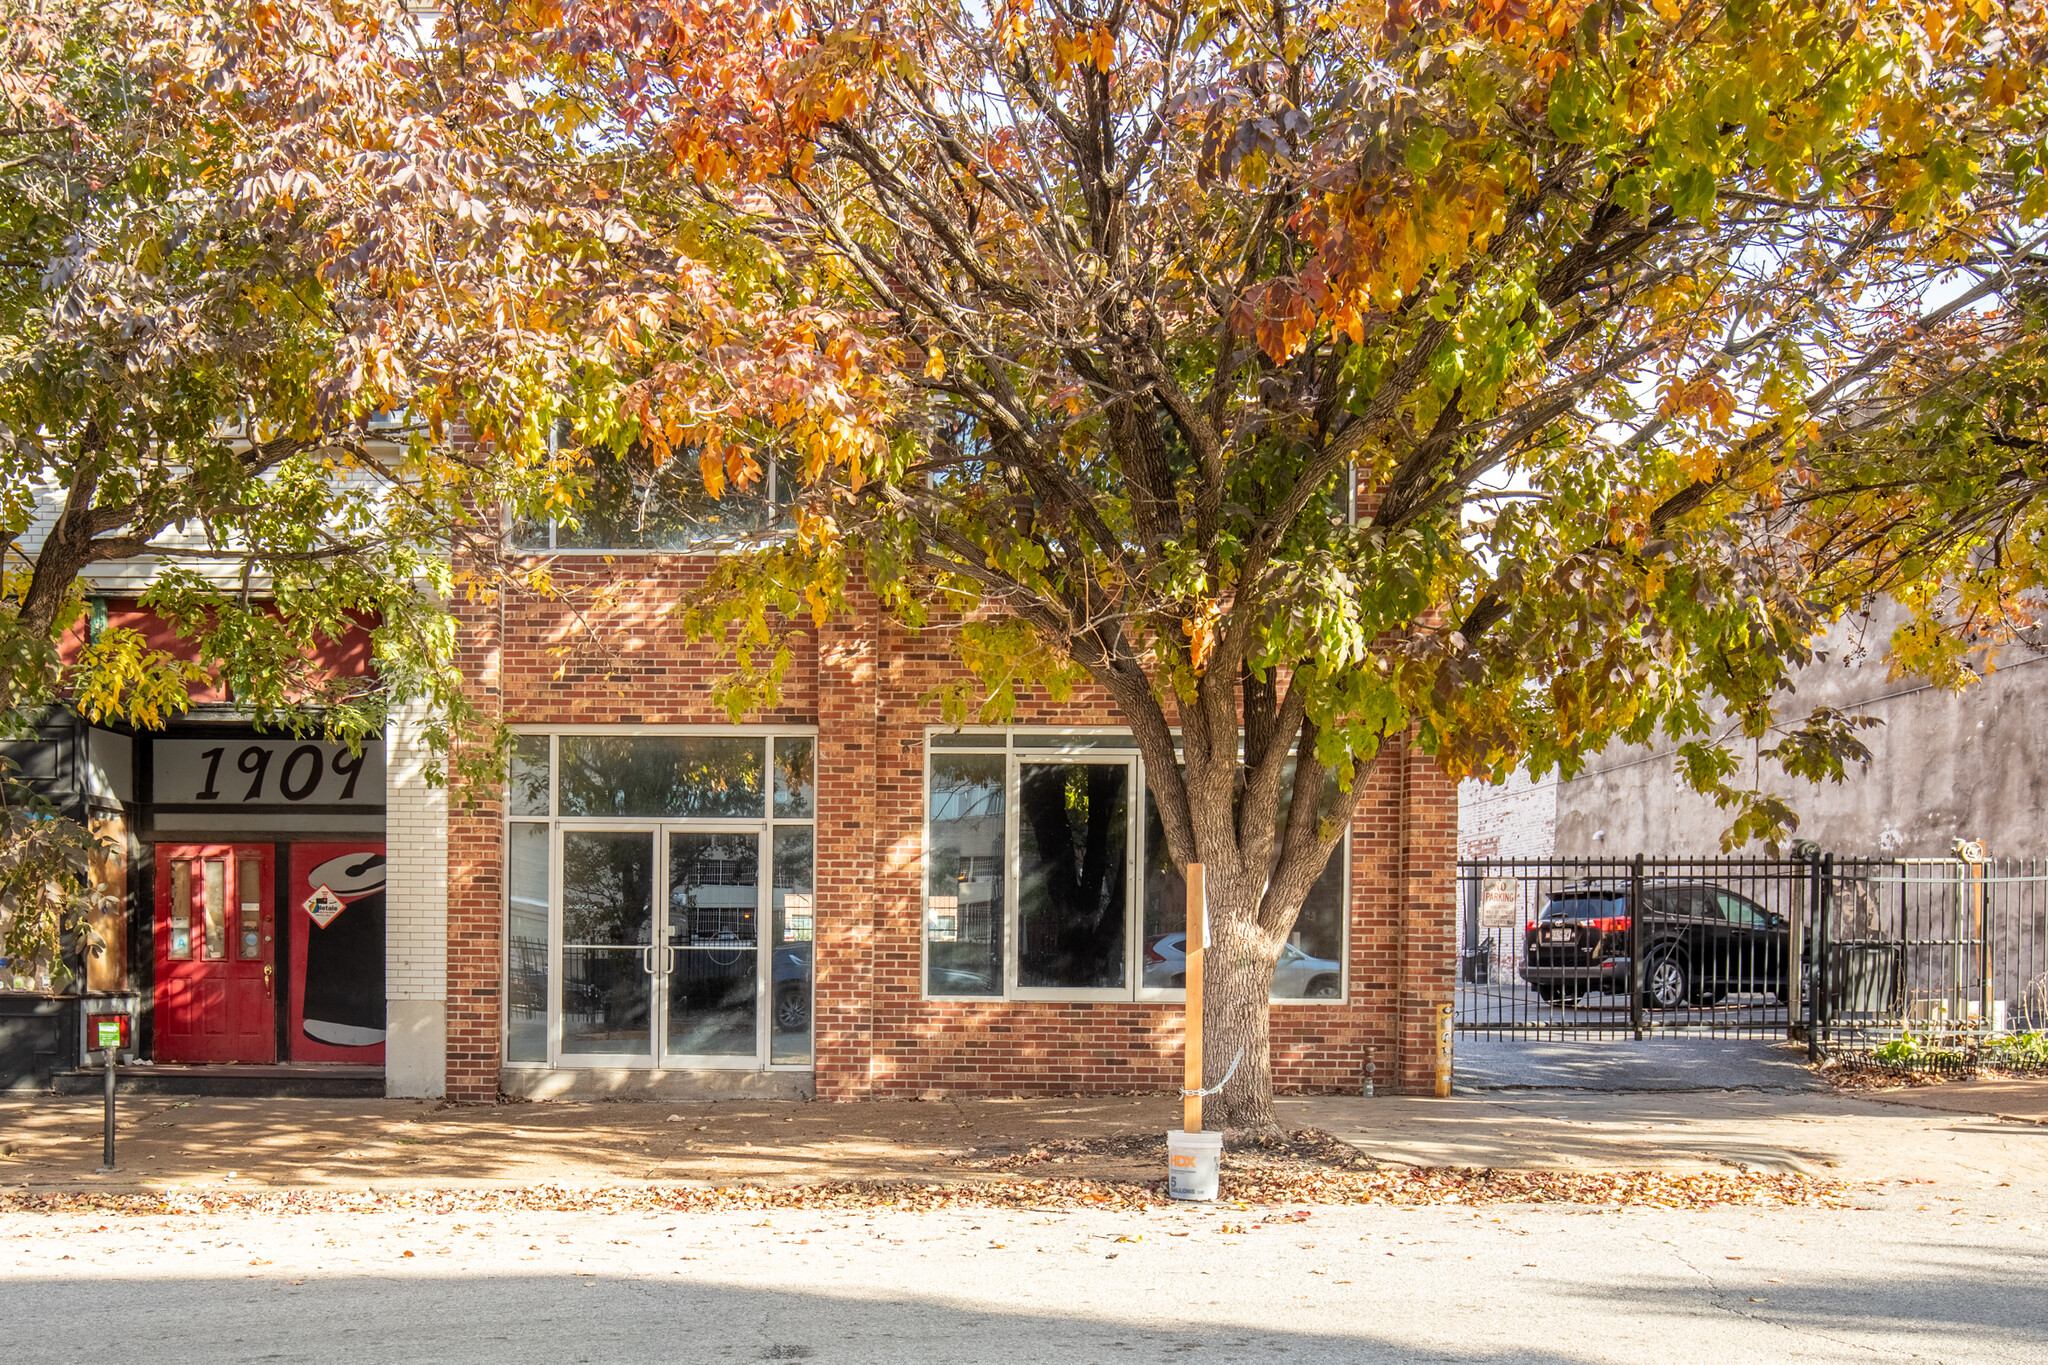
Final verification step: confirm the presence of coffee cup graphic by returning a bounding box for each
[300,850,387,1048]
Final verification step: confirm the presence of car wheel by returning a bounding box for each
[774,985,809,1031]
[1644,951,1689,1011]
[1305,976,1341,999]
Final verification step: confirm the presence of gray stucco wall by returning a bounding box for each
[1553,620,2048,859]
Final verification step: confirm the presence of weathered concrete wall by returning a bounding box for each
[1553,611,2048,859]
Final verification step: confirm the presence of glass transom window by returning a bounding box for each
[924,729,1349,1003]
[510,429,798,552]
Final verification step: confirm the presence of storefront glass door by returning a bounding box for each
[664,831,761,1060]
[559,829,656,1057]
[554,824,769,1064]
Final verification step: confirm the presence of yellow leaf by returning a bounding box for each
[925,347,947,379]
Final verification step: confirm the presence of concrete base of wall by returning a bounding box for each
[498,1067,816,1102]
[385,1000,447,1098]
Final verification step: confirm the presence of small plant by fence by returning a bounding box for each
[1457,853,2048,1061]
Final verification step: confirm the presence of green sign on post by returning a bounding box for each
[95,1018,123,1050]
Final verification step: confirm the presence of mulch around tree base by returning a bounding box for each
[1,1130,1855,1215]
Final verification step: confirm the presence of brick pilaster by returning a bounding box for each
[812,584,879,1100]
[443,587,504,1102]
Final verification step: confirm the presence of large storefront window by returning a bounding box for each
[504,729,817,1069]
[925,730,1348,1002]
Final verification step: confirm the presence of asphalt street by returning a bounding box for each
[5,1184,2045,1364]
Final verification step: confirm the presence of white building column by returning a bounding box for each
[383,697,448,1097]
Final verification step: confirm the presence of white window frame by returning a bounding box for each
[920,726,1350,1007]
[502,724,819,1072]
[1006,750,1142,1002]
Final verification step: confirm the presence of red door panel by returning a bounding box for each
[153,844,276,1063]
[288,843,387,1062]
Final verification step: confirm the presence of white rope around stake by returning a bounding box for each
[1179,1046,1244,1097]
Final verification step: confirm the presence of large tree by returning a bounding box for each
[529,0,2048,1129]
[0,0,657,971]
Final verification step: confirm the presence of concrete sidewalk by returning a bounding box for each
[1308,1087,2048,1183]
[1452,1037,1824,1092]
[5,1075,2046,1192]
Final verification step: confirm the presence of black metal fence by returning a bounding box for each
[1814,856,2048,1064]
[1458,854,2048,1056]
[1458,857,1811,1039]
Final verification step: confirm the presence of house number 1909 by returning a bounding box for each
[195,744,369,802]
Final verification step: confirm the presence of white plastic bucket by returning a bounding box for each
[1166,1129,1224,1201]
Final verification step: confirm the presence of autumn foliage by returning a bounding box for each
[11,0,2048,1123]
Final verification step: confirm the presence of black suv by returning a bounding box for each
[1520,881,1793,1009]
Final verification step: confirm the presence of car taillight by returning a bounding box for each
[1584,916,1631,933]
[1145,945,1165,964]
[1525,921,1538,933]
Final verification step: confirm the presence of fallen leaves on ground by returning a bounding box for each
[949,1128,1376,1173]
[1822,1064,2046,1092]
[0,1161,1852,1219]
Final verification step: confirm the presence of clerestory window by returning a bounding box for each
[511,422,796,552]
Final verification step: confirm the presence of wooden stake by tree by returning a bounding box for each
[1184,863,1205,1135]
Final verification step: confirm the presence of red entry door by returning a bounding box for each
[153,844,276,1063]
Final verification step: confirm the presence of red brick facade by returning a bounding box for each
[444,557,1459,1103]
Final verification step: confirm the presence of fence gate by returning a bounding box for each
[1461,854,2048,1052]
[1458,857,1811,1040]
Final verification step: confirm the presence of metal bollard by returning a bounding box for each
[1434,1002,1454,1097]
[97,1045,117,1173]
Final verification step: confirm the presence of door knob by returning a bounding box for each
[263,965,274,987]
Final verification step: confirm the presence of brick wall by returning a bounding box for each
[1458,771,1559,860]
[385,694,449,1096]
[442,555,1460,1100]
[444,578,504,1102]
[385,696,448,1003]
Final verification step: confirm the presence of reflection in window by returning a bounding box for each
[772,824,814,1065]
[557,734,764,818]
[168,860,193,960]
[666,833,758,1057]
[202,859,227,960]
[560,831,654,1056]
[509,734,550,816]
[773,736,814,817]
[511,436,794,551]
[926,753,1005,996]
[1016,762,1128,991]
[506,823,549,1062]
[1140,793,1346,998]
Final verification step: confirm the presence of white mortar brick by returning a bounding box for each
[384,699,448,1002]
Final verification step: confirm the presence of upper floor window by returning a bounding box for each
[512,423,795,552]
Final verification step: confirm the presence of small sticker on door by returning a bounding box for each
[303,884,346,928]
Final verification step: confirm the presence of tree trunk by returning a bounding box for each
[1202,892,1282,1135]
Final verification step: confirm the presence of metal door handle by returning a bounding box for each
[263,965,274,987]
[641,945,657,976]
